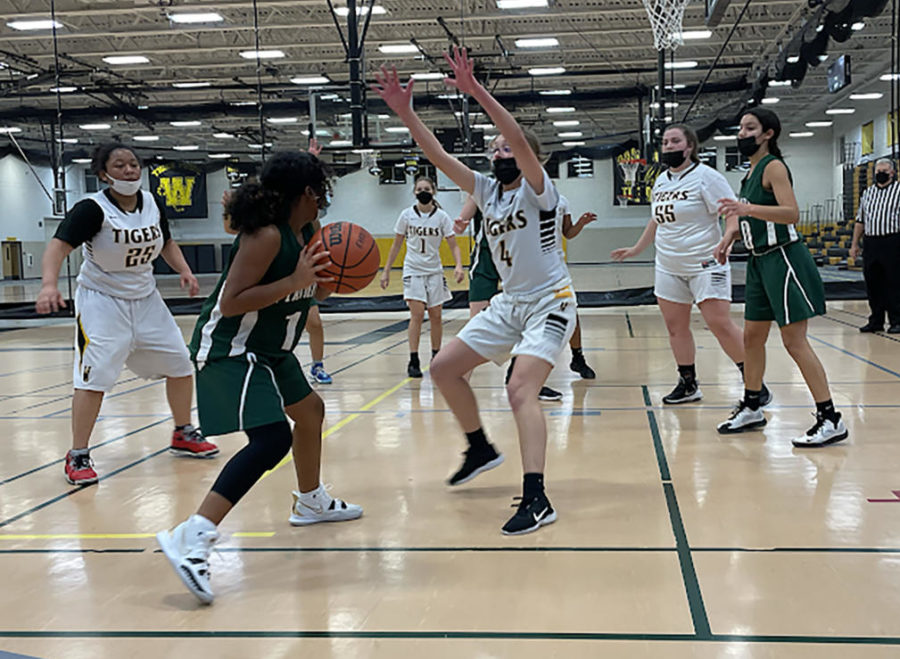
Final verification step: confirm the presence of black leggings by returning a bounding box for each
[210,421,293,505]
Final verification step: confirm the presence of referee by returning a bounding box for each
[850,158,900,333]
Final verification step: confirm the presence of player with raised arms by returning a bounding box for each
[373,48,577,535]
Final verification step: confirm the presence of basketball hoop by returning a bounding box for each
[616,194,631,208]
[642,0,690,50]
[619,159,645,186]
[358,149,381,176]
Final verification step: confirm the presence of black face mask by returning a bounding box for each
[875,171,892,185]
[416,191,433,205]
[737,136,761,157]
[492,157,521,185]
[661,150,687,168]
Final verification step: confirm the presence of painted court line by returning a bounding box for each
[261,372,420,480]
[0,630,898,645]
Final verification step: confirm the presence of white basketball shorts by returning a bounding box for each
[73,286,193,392]
[456,283,578,366]
[653,265,732,305]
[403,272,452,308]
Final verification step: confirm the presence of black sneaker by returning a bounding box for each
[859,323,883,333]
[501,493,558,535]
[447,444,504,486]
[662,377,702,404]
[759,382,773,407]
[407,359,422,378]
[538,386,563,401]
[569,354,596,379]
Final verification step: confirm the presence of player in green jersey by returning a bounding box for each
[157,151,362,604]
[714,108,847,448]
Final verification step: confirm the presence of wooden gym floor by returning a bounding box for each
[1,299,899,658]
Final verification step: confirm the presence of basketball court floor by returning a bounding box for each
[1,299,899,657]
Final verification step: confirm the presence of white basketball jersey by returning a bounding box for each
[472,170,568,296]
[651,163,736,276]
[394,205,454,276]
[77,190,165,299]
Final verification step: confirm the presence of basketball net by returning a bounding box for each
[358,149,377,171]
[841,141,860,170]
[642,0,690,50]
[619,159,643,186]
[616,194,631,208]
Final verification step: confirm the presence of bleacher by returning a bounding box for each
[797,198,859,270]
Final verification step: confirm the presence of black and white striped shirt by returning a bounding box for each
[856,181,900,236]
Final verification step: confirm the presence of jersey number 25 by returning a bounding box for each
[125,246,156,267]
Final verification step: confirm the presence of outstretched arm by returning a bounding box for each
[454,196,479,234]
[443,47,546,195]
[610,218,657,261]
[371,67,475,194]
[564,212,597,240]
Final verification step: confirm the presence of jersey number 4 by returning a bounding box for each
[653,204,676,224]
[125,246,156,267]
[498,240,513,267]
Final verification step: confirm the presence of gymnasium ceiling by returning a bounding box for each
[0,0,896,164]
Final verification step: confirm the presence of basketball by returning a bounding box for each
[311,221,381,294]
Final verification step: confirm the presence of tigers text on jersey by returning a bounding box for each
[190,223,317,363]
[393,205,454,276]
[471,169,569,296]
[651,162,736,276]
[71,190,165,299]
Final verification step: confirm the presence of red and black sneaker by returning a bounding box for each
[65,450,98,486]
[170,426,219,458]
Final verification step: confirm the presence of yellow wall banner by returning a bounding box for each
[150,162,208,218]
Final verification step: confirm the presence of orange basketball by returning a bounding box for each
[311,221,381,294]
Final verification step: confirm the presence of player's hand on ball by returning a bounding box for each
[610,247,636,262]
[454,264,465,283]
[292,242,333,290]
[379,269,390,290]
[453,218,470,235]
[35,285,65,314]
[180,272,200,297]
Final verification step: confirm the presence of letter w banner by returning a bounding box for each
[150,162,208,219]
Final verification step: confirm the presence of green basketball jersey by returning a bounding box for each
[738,154,799,254]
[190,222,316,362]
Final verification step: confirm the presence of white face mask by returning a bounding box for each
[106,175,142,196]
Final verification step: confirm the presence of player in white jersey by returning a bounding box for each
[35,143,217,486]
[611,125,770,406]
[374,48,577,535]
[380,175,464,377]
